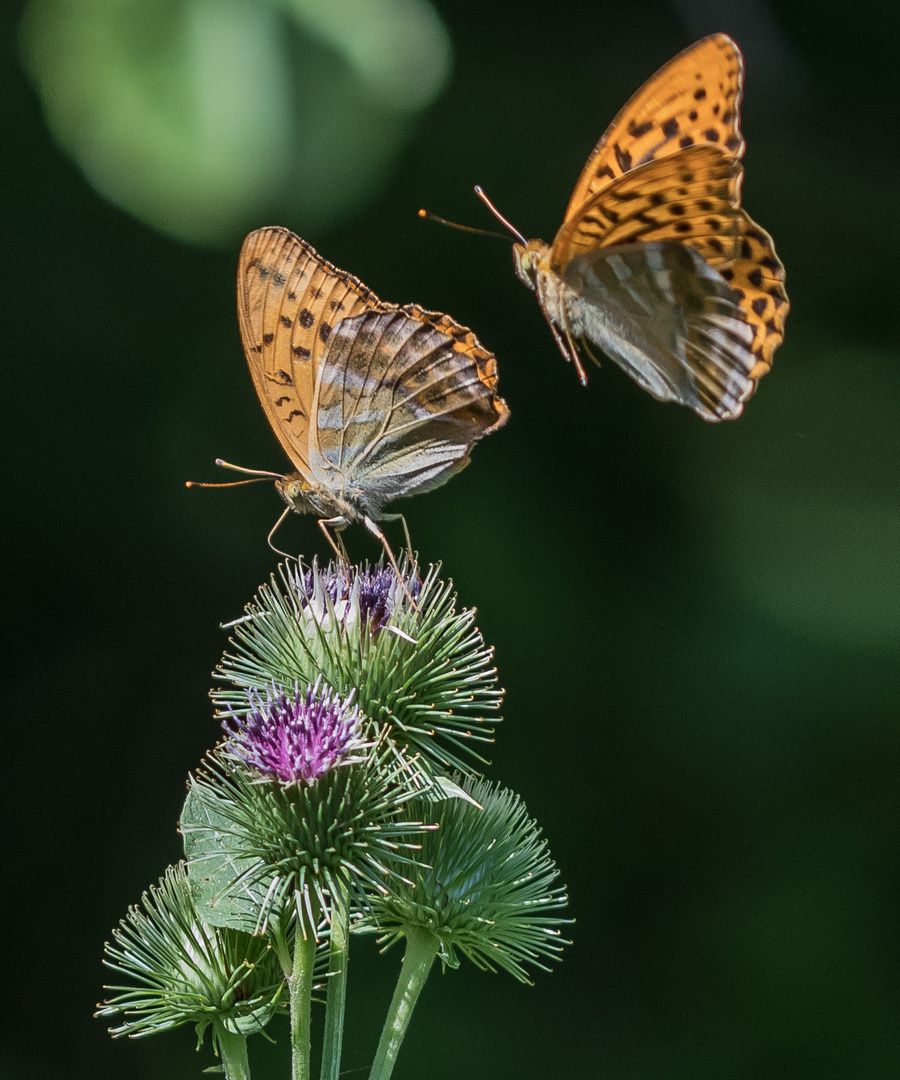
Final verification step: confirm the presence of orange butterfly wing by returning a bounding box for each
[551,144,744,270]
[237,227,389,478]
[563,34,745,219]
[719,215,788,375]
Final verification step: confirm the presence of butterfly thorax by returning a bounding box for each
[512,240,552,293]
[513,240,582,339]
[276,473,370,524]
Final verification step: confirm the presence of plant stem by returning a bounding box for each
[368,928,440,1080]
[320,888,350,1080]
[290,900,319,1080]
[216,1025,252,1080]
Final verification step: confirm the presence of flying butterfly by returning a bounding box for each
[463,34,788,421]
[189,227,509,569]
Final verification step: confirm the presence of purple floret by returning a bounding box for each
[225,681,363,785]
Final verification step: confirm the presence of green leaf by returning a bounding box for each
[181,783,277,935]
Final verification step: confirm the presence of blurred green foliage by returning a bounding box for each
[4,1,900,1078]
[20,0,451,245]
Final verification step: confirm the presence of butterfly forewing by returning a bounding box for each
[237,227,389,475]
[564,34,744,219]
[311,308,509,508]
[551,144,743,268]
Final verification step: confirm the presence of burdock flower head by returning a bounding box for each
[223,679,365,786]
[213,558,502,778]
[182,678,431,937]
[97,863,286,1042]
[364,776,571,981]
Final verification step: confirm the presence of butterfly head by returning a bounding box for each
[275,472,318,515]
[512,239,551,294]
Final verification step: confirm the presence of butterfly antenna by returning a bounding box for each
[216,458,283,479]
[186,459,285,489]
[473,185,528,245]
[417,208,509,242]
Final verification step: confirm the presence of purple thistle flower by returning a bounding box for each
[224,680,364,786]
[297,560,420,634]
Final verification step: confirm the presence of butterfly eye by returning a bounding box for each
[513,246,540,290]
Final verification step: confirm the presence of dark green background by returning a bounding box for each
[4,1,900,1077]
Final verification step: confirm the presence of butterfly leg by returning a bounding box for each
[363,516,419,612]
[379,512,414,557]
[578,334,605,371]
[267,505,296,559]
[547,314,588,386]
[558,302,590,385]
[318,516,351,566]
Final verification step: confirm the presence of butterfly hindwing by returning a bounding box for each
[719,213,789,376]
[564,34,744,219]
[310,308,509,509]
[562,240,757,420]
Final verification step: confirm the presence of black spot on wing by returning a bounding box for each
[614,144,633,172]
[280,315,292,328]
[662,117,679,139]
[319,322,332,344]
[751,297,768,316]
[628,119,654,137]
[263,332,274,345]
[265,369,293,385]
[680,135,695,148]
[298,309,314,329]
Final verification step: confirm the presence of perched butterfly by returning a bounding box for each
[190,226,509,564]
[476,33,788,421]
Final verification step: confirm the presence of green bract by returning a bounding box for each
[181,736,431,933]
[363,776,571,982]
[97,863,286,1042]
[213,559,503,776]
